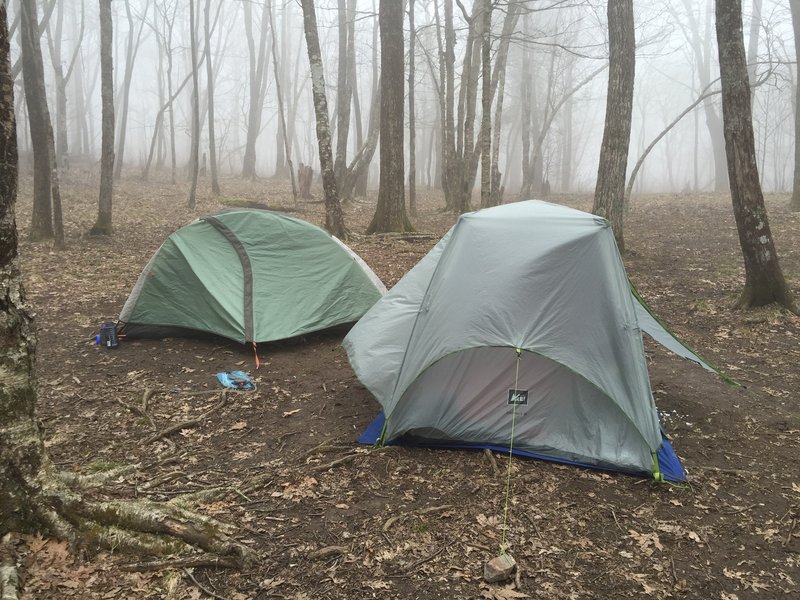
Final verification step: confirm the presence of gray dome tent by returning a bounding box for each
[344,201,722,481]
[119,209,386,344]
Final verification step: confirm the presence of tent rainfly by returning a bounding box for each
[119,209,386,344]
[344,201,724,481]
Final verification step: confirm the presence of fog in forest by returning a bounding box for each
[8,0,796,196]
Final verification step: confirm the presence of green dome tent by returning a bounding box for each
[344,201,729,481]
[119,209,386,344]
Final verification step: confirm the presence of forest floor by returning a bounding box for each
[8,169,800,599]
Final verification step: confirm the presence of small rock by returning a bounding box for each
[484,553,517,583]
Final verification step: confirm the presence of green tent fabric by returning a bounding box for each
[119,209,386,343]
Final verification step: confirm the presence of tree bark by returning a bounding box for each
[241,0,270,180]
[113,0,147,181]
[479,0,491,208]
[300,0,346,238]
[790,0,800,211]
[91,0,114,236]
[187,0,200,209]
[204,0,220,195]
[676,0,729,192]
[592,0,635,252]
[408,0,417,216]
[19,0,53,241]
[714,0,795,311]
[333,0,352,186]
[268,0,297,201]
[367,0,412,233]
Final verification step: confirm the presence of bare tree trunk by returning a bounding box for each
[113,0,147,181]
[367,0,412,233]
[715,0,795,311]
[187,0,200,209]
[91,0,114,236]
[267,0,297,201]
[479,0,491,208]
[340,83,380,201]
[790,0,800,211]
[333,0,352,186]
[626,84,722,202]
[241,0,270,180]
[746,0,761,94]
[72,25,90,157]
[354,1,380,197]
[204,0,220,195]
[408,0,417,216]
[592,0,635,252]
[300,0,346,237]
[10,0,57,80]
[20,0,53,241]
[560,59,574,193]
[676,0,729,192]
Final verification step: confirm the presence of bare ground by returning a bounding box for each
[7,169,800,600]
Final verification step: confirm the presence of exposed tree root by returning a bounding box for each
[0,547,18,600]
[122,554,242,572]
[17,468,252,570]
[58,464,140,489]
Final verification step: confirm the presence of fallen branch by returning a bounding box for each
[312,453,362,472]
[146,393,227,445]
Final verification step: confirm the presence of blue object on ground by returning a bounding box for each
[216,370,255,390]
[359,412,687,482]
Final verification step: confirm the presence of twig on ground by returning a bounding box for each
[387,545,446,576]
[183,568,229,600]
[783,519,797,547]
[483,449,500,476]
[146,393,227,445]
[300,437,350,460]
[311,452,363,472]
[308,546,347,560]
[722,503,759,515]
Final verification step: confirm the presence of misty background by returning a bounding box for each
[7,0,795,197]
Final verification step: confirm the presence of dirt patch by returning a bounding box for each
[9,173,800,599]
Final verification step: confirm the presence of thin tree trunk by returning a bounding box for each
[790,0,800,210]
[268,0,297,201]
[241,0,270,180]
[626,84,722,202]
[408,0,417,216]
[715,0,795,311]
[91,0,114,235]
[204,0,220,195]
[300,0,346,237]
[334,0,352,186]
[114,0,147,181]
[592,0,635,252]
[479,0,491,208]
[187,0,200,209]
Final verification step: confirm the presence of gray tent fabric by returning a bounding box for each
[344,201,710,477]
